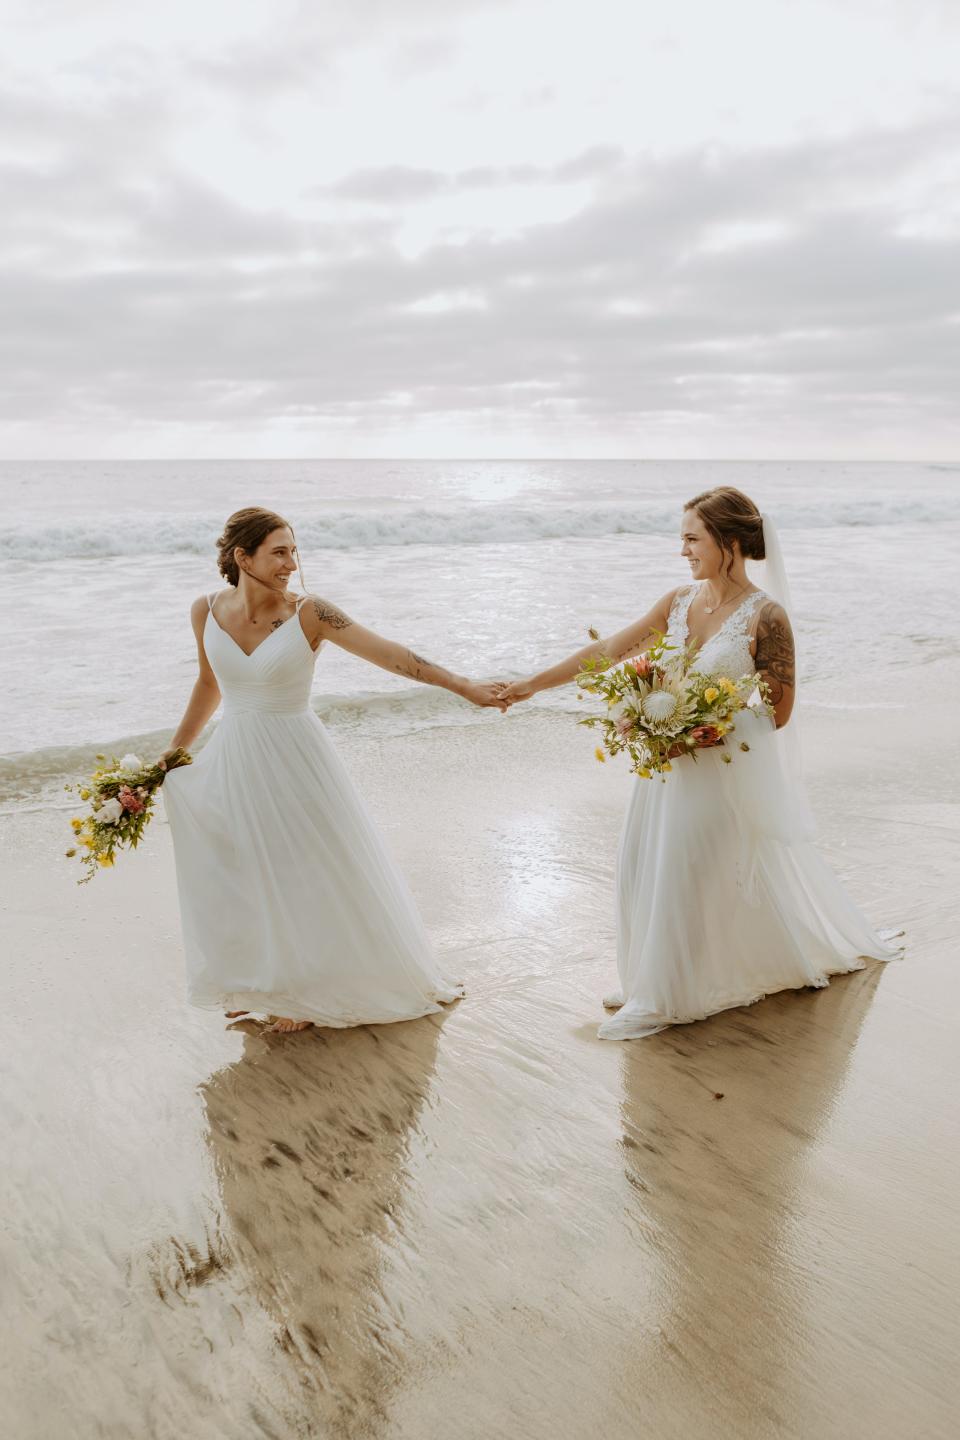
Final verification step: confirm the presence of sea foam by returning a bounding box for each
[4,495,958,562]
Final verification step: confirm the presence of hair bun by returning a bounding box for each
[745,513,766,561]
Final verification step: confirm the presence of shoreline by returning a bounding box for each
[1,645,948,815]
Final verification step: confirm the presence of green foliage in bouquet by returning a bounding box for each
[577,630,771,781]
[64,748,192,883]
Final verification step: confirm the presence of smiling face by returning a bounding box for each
[680,507,733,580]
[236,526,298,591]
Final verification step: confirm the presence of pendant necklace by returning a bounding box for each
[703,581,749,615]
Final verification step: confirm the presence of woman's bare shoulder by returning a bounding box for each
[750,595,791,630]
[651,585,688,625]
[753,597,793,642]
[299,594,354,632]
[188,593,216,631]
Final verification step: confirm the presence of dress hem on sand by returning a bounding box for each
[597,939,904,1041]
[189,984,465,1028]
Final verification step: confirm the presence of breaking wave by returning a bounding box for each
[4,495,957,562]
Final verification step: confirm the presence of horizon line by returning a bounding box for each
[0,455,956,465]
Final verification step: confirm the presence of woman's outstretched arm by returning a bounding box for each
[498,589,681,704]
[302,597,508,710]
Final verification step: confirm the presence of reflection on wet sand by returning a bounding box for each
[617,967,882,1438]
[4,707,957,1440]
[200,1014,444,1438]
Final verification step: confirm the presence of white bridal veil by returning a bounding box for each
[725,512,817,899]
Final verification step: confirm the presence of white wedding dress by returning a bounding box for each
[598,584,901,1041]
[162,593,463,1026]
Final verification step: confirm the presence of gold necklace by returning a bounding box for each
[702,580,749,615]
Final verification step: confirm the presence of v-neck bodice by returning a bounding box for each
[203,596,319,715]
[667,584,768,678]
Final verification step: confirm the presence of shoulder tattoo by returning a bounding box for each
[312,598,353,631]
[754,602,795,704]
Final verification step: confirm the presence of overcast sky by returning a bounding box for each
[2,0,958,459]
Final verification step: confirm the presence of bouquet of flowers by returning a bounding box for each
[577,630,771,780]
[64,748,192,882]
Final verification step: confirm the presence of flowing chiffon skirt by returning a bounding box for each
[599,706,901,1040]
[163,706,463,1026]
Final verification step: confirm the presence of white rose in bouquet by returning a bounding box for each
[66,746,193,884]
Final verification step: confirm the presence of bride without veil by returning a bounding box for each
[160,506,506,1034]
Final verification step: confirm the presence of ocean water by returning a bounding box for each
[2,458,958,808]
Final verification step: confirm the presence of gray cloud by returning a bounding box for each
[191,0,510,98]
[324,166,450,203]
[1,74,958,445]
[553,146,624,182]
[318,147,627,203]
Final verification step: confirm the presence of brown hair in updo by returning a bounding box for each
[215,506,307,590]
[684,486,765,579]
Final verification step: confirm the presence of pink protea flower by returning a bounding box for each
[632,655,653,678]
[690,724,722,748]
[118,785,146,814]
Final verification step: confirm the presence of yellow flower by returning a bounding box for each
[662,761,672,772]
[704,686,719,702]
[79,788,91,800]
[83,837,96,849]
[97,853,115,867]
[719,677,736,695]
[716,722,730,735]
[70,818,83,831]
[638,768,651,779]
[594,747,606,763]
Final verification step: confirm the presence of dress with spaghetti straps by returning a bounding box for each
[161,592,463,1026]
[598,584,900,1040]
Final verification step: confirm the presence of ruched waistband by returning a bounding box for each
[221,691,312,717]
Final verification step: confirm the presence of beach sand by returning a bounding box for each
[1,701,957,1440]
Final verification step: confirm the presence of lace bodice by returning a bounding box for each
[667,585,768,678]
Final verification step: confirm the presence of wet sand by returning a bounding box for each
[1,703,958,1440]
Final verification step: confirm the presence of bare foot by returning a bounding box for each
[264,1017,313,1034]
[225,1011,248,1019]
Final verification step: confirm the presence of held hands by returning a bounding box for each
[495,678,536,706]
[460,677,537,711]
[460,679,512,712]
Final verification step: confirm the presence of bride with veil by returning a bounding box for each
[499,486,901,1040]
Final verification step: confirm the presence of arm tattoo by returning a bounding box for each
[312,598,353,631]
[395,648,448,684]
[754,603,795,705]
